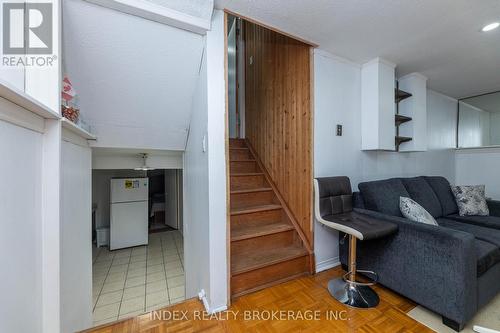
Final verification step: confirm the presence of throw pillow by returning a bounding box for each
[400,197,439,226]
[451,185,489,216]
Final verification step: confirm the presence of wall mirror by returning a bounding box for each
[458,91,500,148]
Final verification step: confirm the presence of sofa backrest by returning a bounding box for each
[358,178,410,217]
[358,176,457,218]
[424,176,459,216]
[400,177,443,217]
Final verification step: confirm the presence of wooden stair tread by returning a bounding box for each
[230,159,255,162]
[231,172,264,177]
[231,244,308,275]
[230,187,272,194]
[231,220,293,241]
[230,204,282,216]
[229,147,249,150]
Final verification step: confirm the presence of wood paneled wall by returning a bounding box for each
[244,21,313,247]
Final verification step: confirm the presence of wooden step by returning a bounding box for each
[231,208,283,227]
[230,173,269,191]
[230,160,260,173]
[230,204,282,216]
[231,190,277,211]
[229,138,247,148]
[230,148,253,161]
[230,187,272,195]
[231,220,294,241]
[231,243,308,276]
[231,253,309,299]
[231,228,297,256]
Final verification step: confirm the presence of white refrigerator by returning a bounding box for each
[110,178,149,250]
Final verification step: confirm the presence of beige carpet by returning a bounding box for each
[408,294,500,333]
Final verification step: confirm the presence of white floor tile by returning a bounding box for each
[146,280,167,294]
[167,275,184,288]
[166,267,184,278]
[147,271,166,283]
[146,290,169,307]
[119,295,145,315]
[168,286,185,299]
[123,285,145,300]
[147,264,164,274]
[101,281,125,294]
[96,290,123,307]
[93,302,120,321]
[124,276,146,288]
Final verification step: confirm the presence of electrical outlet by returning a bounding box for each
[336,124,343,136]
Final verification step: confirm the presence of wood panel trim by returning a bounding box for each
[223,9,318,47]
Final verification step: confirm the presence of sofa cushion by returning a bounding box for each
[446,214,500,231]
[475,239,500,277]
[358,178,410,217]
[437,218,500,247]
[401,177,443,217]
[424,176,459,216]
[400,197,438,226]
[451,185,489,216]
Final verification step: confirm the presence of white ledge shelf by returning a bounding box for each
[0,79,60,120]
[61,118,97,140]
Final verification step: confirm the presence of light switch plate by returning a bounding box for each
[336,124,343,136]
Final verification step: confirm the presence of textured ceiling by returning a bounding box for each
[216,0,500,98]
[63,0,204,150]
[143,0,213,20]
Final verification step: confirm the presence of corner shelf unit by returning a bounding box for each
[395,87,412,151]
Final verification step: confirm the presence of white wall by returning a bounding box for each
[458,102,491,147]
[205,10,228,312]
[456,148,500,200]
[0,120,43,333]
[63,0,204,151]
[490,113,500,145]
[313,50,457,272]
[60,139,92,332]
[183,10,227,313]
[92,151,183,170]
[183,37,211,305]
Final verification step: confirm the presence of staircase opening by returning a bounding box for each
[225,12,315,299]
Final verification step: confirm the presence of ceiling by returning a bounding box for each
[63,0,204,150]
[462,91,500,113]
[216,0,500,98]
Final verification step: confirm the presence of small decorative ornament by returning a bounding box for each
[61,76,80,123]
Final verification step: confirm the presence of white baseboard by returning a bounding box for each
[315,257,340,273]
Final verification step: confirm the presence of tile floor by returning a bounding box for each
[92,231,185,327]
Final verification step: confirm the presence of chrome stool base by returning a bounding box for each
[328,277,380,308]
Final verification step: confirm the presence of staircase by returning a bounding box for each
[229,138,312,298]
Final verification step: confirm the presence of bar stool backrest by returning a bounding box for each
[315,176,353,219]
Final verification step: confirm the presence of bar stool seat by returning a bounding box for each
[322,212,398,241]
[314,176,398,309]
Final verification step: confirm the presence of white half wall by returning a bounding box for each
[456,148,500,200]
[313,50,458,272]
[183,10,227,313]
[0,120,43,333]
[183,37,211,306]
[60,139,92,332]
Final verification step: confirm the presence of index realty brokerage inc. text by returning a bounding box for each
[150,310,349,321]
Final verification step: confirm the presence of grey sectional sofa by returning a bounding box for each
[339,176,500,331]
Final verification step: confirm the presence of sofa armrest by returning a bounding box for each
[487,199,500,217]
[348,208,477,325]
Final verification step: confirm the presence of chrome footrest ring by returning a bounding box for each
[342,270,378,286]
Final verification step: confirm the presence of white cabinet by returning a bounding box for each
[361,58,396,150]
[398,73,428,152]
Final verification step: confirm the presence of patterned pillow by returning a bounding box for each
[400,197,439,226]
[451,185,489,216]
